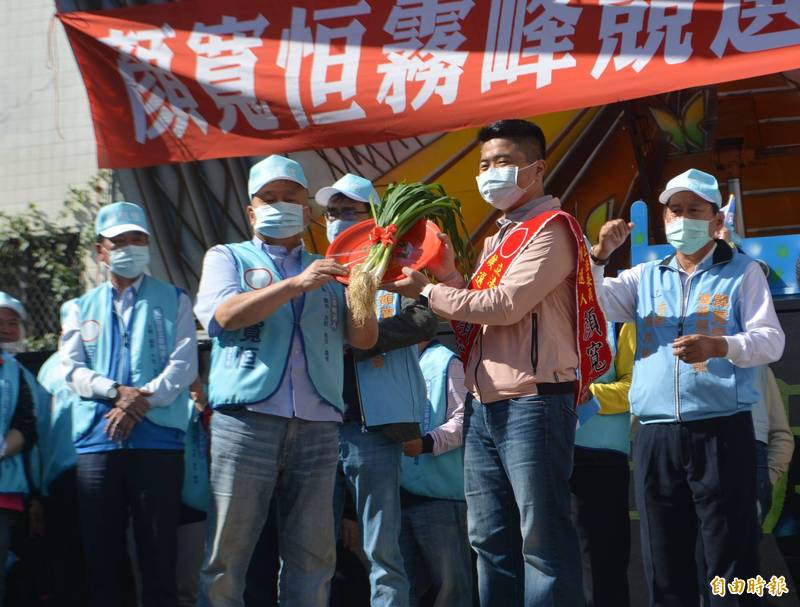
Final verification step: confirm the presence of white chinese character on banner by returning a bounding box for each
[101,25,207,144]
[188,15,278,133]
[482,0,582,92]
[277,1,370,128]
[377,0,475,113]
[591,0,693,79]
[711,0,800,57]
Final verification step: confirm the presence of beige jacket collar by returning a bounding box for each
[497,195,560,229]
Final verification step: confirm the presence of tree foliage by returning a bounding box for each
[0,171,109,350]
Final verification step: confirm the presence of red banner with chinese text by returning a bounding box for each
[59,0,800,169]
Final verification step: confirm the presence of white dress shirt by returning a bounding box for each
[590,244,785,368]
[60,275,198,406]
[193,238,341,422]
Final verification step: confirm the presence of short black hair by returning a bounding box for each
[477,119,546,161]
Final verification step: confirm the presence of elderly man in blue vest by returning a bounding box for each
[60,202,198,607]
[399,339,472,607]
[590,169,785,607]
[319,173,437,607]
[194,157,378,607]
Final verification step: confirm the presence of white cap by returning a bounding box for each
[0,292,25,321]
[315,173,380,207]
[95,202,150,239]
[248,155,308,199]
[658,168,722,208]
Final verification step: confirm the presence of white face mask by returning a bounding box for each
[665,217,713,255]
[1,326,25,354]
[476,161,538,211]
[326,219,358,243]
[254,202,306,239]
[108,245,150,278]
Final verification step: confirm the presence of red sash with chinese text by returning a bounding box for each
[450,210,612,403]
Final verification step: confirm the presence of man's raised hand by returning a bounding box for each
[593,219,635,261]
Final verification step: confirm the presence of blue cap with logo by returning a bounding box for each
[248,155,308,199]
[658,168,722,209]
[95,202,150,239]
[0,291,26,321]
[315,173,380,207]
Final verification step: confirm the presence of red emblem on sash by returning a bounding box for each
[451,210,612,404]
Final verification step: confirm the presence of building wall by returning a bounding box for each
[0,0,97,217]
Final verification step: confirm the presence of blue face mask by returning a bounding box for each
[326,219,358,243]
[475,161,537,211]
[254,202,305,239]
[108,245,150,278]
[665,217,712,254]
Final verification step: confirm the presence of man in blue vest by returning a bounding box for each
[399,339,472,607]
[60,202,198,607]
[194,157,378,607]
[590,169,786,607]
[319,173,437,607]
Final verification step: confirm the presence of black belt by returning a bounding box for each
[536,381,576,395]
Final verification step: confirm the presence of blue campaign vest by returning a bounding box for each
[72,275,190,442]
[36,352,79,492]
[401,343,465,501]
[630,245,760,424]
[0,353,31,495]
[575,325,631,454]
[355,291,425,427]
[209,241,346,411]
[182,399,210,512]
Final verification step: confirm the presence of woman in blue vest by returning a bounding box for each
[318,173,437,607]
[36,348,87,607]
[570,322,634,607]
[59,202,198,607]
[0,292,39,605]
[399,339,473,607]
[194,156,378,607]
[590,169,786,607]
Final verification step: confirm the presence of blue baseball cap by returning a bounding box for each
[315,173,380,207]
[659,169,722,208]
[248,155,308,199]
[95,202,150,238]
[0,292,25,321]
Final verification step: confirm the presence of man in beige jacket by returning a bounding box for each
[389,119,589,607]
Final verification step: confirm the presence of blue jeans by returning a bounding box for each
[337,421,409,607]
[244,497,279,607]
[464,393,583,607]
[399,496,473,607]
[198,411,339,607]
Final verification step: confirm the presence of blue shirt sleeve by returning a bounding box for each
[194,245,241,338]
